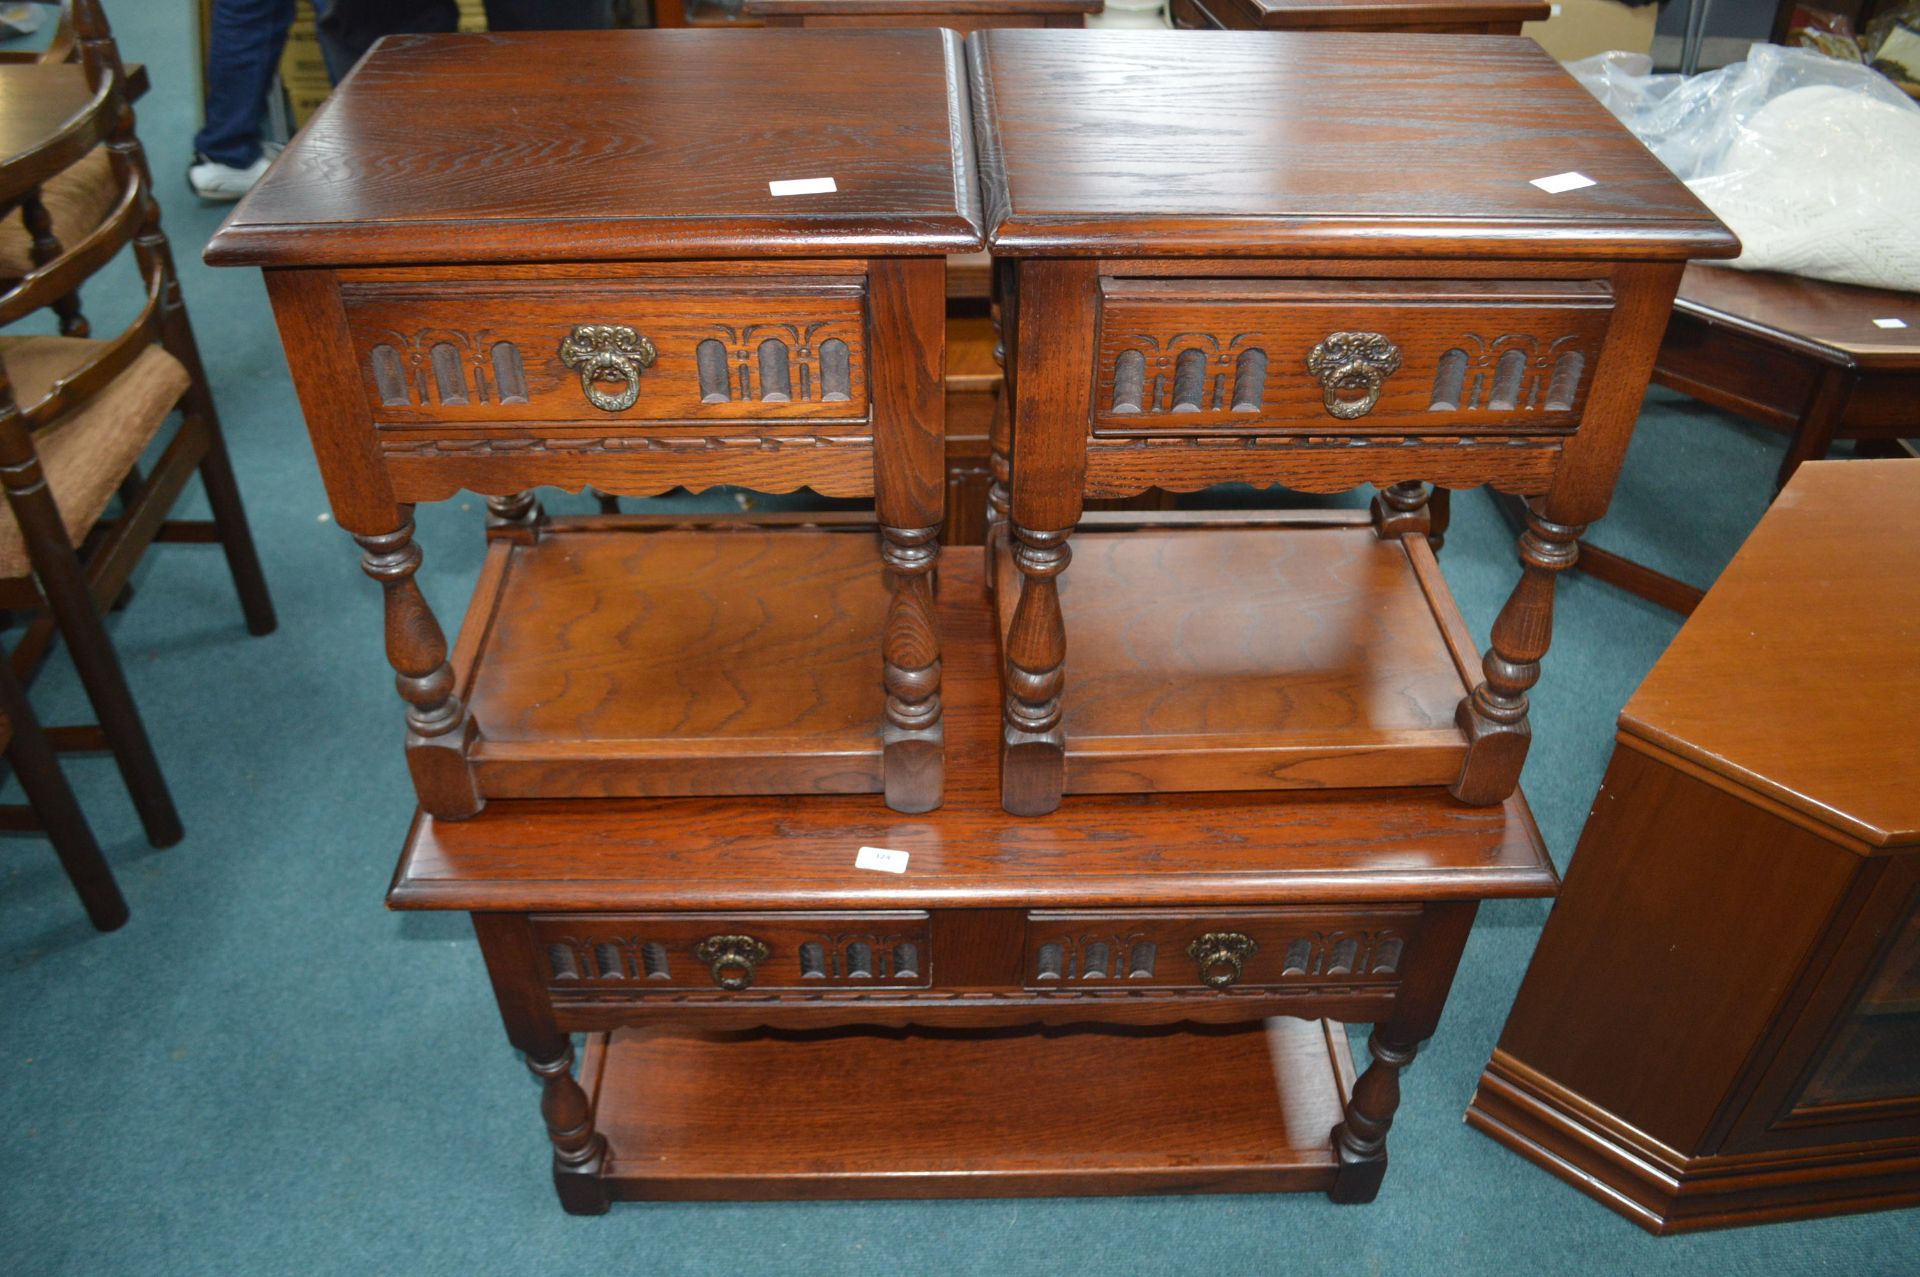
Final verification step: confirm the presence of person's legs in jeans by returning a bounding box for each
[314,0,457,85]
[192,0,296,170]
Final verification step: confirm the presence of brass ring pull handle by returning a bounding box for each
[1187,932,1259,989]
[693,935,771,991]
[1305,332,1402,421]
[558,324,657,412]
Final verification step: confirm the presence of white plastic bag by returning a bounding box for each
[1567,45,1920,293]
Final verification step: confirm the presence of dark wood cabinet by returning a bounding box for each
[207,30,981,816]
[966,30,1738,815]
[1467,459,1920,1232]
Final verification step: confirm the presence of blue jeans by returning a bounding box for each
[192,0,297,168]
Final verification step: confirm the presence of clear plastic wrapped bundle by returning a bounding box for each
[1568,44,1920,293]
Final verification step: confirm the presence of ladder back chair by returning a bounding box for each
[0,0,276,848]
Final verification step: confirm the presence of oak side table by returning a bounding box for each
[392,543,1559,1212]
[1567,264,1920,616]
[1467,459,1920,1233]
[1171,0,1547,33]
[206,29,982,816]
[968,30,1738,815]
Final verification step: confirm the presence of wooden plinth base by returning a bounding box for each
[580,1017,1356,1200]
[1467,1052,1920,1234]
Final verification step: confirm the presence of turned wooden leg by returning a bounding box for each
[355,512,482,819]
[1329,901,1477,1203]
[484,490,546,544]
[1451,500,1583,805]
[1001,523,1070,816]
[1330,1031,1419,1204]
[527,1038,612,1215]
[1428,488,1451,552]
[1370,480,1432,541]
[882,524,943,814]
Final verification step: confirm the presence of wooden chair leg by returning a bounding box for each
[0,653,127,931]
[193,420,277,636]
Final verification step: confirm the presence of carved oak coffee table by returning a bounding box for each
[391,546,1558,1212]
[206,29,981,815]
[968,30,1738,815]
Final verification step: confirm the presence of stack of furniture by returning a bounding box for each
[1469,459,1920,1232]
[0,0,275,926]
[209,28,1730,1212]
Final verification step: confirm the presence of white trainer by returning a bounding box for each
[187,144,281,201]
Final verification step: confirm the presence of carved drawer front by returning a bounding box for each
[1021,908,1419,993]
[1091,277,1614,436]
[531,912,930,994]
[340,276,870,431]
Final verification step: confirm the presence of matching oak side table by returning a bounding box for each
[1171,0,1547,33]
[392,543,1559,1212]
[206,29,982,816]
[1467,459,1920,1232]
[967,29,1738,815]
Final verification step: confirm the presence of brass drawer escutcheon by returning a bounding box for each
[1187,932,1259,988]
[693,934,772,991]
[1305,331,1402,420]
[559,323,657,412]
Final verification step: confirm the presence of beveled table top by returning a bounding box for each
[206,28,983,267]
[967,29,1737,260]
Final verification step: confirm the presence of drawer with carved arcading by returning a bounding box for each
[338,273,872,435]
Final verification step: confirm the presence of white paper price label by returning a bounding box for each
[1529,171,1597,194]
[769,176,837,197]
[854,845,909,874]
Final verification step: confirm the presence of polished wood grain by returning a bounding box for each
[1623,460,1920,847]
[581,1017,1354,1199]
[1468,459,1920,1232]
[967,31,1736,261]
[991,518,1480,795]
[1176,0,1545,32]
[391,547,1558,912]
[204,30,982,267]
[457,522,892,799]
[1672,264,1920,367]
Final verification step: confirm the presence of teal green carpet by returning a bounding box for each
[1,5,1911,1272]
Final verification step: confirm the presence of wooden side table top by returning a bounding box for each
[1201,0,1548,30]
[204,29,982,267]
[1622,459,1920,848]
[1675,264,1920,371]
[967,30,1736,260]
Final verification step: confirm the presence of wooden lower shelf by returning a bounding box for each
[581,1016,1355,1200]
[994,513,1481,796]
[454,520,889,800]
